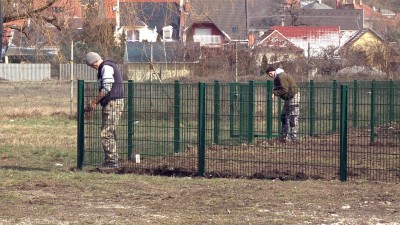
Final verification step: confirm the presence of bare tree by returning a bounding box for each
[1,0,84,63]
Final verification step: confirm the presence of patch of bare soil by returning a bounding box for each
[90,126,400,183]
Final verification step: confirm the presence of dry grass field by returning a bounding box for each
[1,81,399,224]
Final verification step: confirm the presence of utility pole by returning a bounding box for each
[235,41,238,82]
[70,40,74,117]
[115,0,120,32]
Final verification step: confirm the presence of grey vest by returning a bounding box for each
[97,60,124,107]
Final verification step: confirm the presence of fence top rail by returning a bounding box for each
[78,80,400,86]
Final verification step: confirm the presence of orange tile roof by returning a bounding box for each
[105,0,117,19]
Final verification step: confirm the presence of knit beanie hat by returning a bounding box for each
[85,52,101,65]
[265,66,276,74]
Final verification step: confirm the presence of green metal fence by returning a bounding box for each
[77,80,400,182]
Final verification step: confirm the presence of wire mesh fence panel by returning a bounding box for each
[81,81,200,172]
[3,79,398,181]
[0,81,76,119]
[199,81,341,179]
[77,80,400,182]
[345,80,400,182]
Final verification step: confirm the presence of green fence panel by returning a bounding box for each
[370,80,376,144]
[239,84,249,142]
[229,83,238,138]
[77,80,400,182]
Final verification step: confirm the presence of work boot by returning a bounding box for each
[100,160,119,168]
[279,137,290,143]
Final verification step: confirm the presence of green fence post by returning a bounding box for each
[309,80,315,136]
[370,80,376,144]
[174,81,181,153]
[198,82,206,176]
[214,80,220,144]
[332,80,338,132]
[77,80,85,170]
[353,80,358,128]
[248,81,255,143]
[127,80,134,160]
[389,79,394,122]
[339,84,348,182]
[266,80,273,139]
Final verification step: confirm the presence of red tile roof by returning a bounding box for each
[2,20,26,45]
[271,26,340,38]
[257,30,303,52]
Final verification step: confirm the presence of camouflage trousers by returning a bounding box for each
[281,93,300,141]
[101,99,124,164]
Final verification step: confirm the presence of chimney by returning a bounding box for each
[359,0,362,5]
[248,33,255,47]
[184,1,190,12]
[336,0,340,8]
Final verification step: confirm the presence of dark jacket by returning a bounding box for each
[273,72,299,100]
[98,60,124,107]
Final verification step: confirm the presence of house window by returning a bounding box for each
[162,26,173,40]
[52,7,64,13]
[232,26,238,33]
[126,30,139,42]
[193,28,221,45]
[194,28,211,36]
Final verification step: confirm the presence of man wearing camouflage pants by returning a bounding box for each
[85,52,124,168]
[266,66,300,142]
